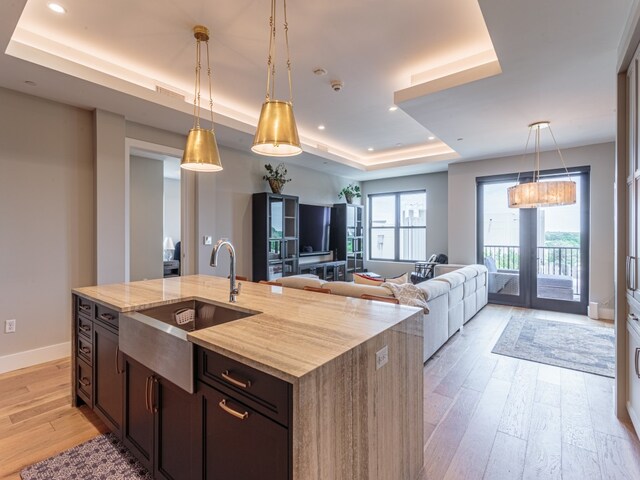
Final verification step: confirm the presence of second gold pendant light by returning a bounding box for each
[252,0,302,157]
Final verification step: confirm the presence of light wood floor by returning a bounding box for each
[0,358,107,480]
[421,304,640,480]
[0,305,638,479]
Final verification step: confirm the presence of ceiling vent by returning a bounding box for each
[155,85,186,102]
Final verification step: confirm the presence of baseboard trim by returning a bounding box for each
[0,342,70,375]
[599,308,615,321]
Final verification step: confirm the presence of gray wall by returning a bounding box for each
[448,142,615,308]
[0,88,95,358]
[361,171,448,277]
[130,156,164,281]
[196,147,359,279]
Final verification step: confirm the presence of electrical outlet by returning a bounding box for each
[5,319,16,334]
[376,345,388,370]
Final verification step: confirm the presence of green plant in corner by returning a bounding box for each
[338,184,361,204]
[263,163,292,194]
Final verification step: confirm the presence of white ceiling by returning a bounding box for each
[0,0,634,180]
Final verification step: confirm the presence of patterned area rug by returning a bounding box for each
[21,433,151,480]
[492,316,615,377]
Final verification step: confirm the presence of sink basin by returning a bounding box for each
[119,300,259,393]
[138,300,256,332]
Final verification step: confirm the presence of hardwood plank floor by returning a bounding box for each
[0,305,638,480]
[422,304,640,480]
[0,358,106,480]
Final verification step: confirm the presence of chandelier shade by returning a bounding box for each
[507,180,576,208]
[508,121,576,208]
[181,25,223,172]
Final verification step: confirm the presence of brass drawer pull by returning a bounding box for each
[99,313,115,322]
[79,324,91,332]
[79,377,91,387]
[219,399,249,420]
[151,377,158,413]
[636,348,640,379]
[79,304,91,312]
[80,346,91,355]
[221,370,251,389]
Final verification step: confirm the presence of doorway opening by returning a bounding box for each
[477,167,589,314]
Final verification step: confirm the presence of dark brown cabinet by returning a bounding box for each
[123,356,155,472]
[123,355,199,480]
[93,322,123,437]
[198,381,289,480]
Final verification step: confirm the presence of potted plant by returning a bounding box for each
[338,184,361,204]
[263,163,291,194]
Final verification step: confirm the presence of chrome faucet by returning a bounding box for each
[210,238,241,303]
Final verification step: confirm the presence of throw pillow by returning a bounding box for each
[353,273,384,286]
[385,273,408,284]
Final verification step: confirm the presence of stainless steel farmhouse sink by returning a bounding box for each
[119,300,259,393]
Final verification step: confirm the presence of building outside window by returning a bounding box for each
[369,190,427,261]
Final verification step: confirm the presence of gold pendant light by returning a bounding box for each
[252,0,302,157]
[181,25,223,172]
[508,121,576,208]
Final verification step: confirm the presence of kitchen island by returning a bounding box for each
[72,274,423,480]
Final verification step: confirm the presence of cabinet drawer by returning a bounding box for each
[197,348,290,426]
[77,315,93,340]
[95,304,119,331]
[76,296,94,319]
[77,335,93,365]
[77,357,93,406]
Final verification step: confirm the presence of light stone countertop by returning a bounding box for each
[73,275,422,383]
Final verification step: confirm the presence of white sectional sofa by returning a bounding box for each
[273,264,488,362]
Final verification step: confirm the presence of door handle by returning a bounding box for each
[151,377,158,414]
[145,376,151,412]
[627,256,631,290]
[114,346,121,375]
[633,257,638,291]
[635,348,640,379]
[219,399,249,420]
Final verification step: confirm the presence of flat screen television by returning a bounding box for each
[299,204,331,255]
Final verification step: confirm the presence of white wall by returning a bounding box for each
[448,142,615,309]
[196,147,359,279]
[360,172,448,277]
[163,178,181,246]
[0,88,94,365]
[130,156,164,281]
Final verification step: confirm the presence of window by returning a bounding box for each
[369,190,427,262]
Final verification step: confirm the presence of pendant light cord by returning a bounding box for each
[265,0,277,100]
[283,0,293,103]
[535,125,541,183]
[548,125,572,182]
[515,126,534,184]
[263,0,293,103]
[193,37,202,129]
[205,39,215,130]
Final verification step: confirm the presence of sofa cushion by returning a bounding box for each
[432,271,466,288]
[417,279,450,301]
[275,276,325,289]
[322,281,394,298]
[456,266,479,280]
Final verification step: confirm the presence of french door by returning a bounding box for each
[477,168,589,314]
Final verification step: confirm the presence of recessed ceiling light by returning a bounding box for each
[388,106,398,112]
[457,138,464,141]
[318,125,325,130]
[428,136,435,140]
[24,80,37,87]
[367,147,374,152]
[313,68,327,76]
[47,3,66,14]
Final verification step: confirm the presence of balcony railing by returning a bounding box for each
[483,245,580,295]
